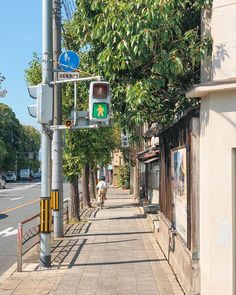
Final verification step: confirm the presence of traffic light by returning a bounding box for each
[89,81,111,122]
[27,84,53,124]
[27,85,38,118]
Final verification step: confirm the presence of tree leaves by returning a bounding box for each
[63,127,120,179]
[68,0,212,137]
[0,73,7,97]
[0,104,40,171]
[25,53,42,85]
[24,0,213,172]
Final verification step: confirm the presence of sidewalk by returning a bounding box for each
[0,187,184,295]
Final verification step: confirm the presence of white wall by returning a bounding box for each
[211,0,236,80]
[201,1,236,81]
[200,91,236,295]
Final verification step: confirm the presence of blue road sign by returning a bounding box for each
[58,50,80,72]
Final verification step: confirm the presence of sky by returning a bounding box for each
[0,1,42,128]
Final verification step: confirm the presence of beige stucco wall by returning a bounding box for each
[200,91,236,295]
[155,214,198,295]
[211,1,236,80]
[201,1,236,81]
[200,2,236,293]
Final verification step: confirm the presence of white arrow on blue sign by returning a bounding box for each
[58,50,80,72]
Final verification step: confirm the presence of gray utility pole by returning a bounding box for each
[52,0,63,238]
[40,0,53,267]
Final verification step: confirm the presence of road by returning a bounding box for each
[0,180,70,277]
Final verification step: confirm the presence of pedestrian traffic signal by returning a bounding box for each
[27,84,53,124]
[27,85,38,119]
[89,81,111,122]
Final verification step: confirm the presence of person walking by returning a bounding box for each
[96,176,108,209]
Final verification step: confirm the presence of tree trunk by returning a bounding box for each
[133,159,140,201]
[90,169,96,200]
[93,170,97,193]
[70,175,80,222]
[82,162,91,207]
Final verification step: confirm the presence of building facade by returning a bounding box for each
[157,109,200,295]
[187,1,236,294]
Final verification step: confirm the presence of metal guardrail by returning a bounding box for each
[17,213,40,272]
[17,199,69,272]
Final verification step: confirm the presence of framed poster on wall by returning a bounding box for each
[171,146,187,242]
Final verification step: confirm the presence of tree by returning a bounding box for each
[25,53,42,85]
[0,73,7,98]
[0,104,22,171]
[17,125,41,172]
[0,103,40,173]
[63,130,82,221]
[82,162,90,207]
[67,0,212,137]
[63,126,119,215]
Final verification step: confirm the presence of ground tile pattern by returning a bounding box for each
[0,188,184,295]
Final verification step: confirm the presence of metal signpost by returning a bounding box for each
[40,0,53,267]
[52,0,63,239]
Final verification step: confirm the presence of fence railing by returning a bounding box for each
[17,213,40,272]
[17,199,69,272]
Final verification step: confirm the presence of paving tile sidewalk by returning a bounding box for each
[0,187,184,295]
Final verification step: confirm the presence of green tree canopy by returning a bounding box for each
[63,126,120,180]
[25,53,42,85]
[17,125,41,172]
[66,0,212,135]
[0,104,21,170]
[0,104,40,172]
[0,73,7,98]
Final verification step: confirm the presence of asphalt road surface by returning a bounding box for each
[0,180,70,277]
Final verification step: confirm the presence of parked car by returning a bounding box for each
[19,169,33,181]
[33,171,41,179]
[0,175,6,189]
[5,171,17,182]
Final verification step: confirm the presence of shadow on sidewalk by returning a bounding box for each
[65,230,153,238]
[107,192,131,196]
[64,215,93,235]
[85,238,137,245]
[90,215,145,222]
[49,238,88,268]
[50,236,151,269]
[109,196,132,199]
[60,258,166,268]
[104,203,139,209]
